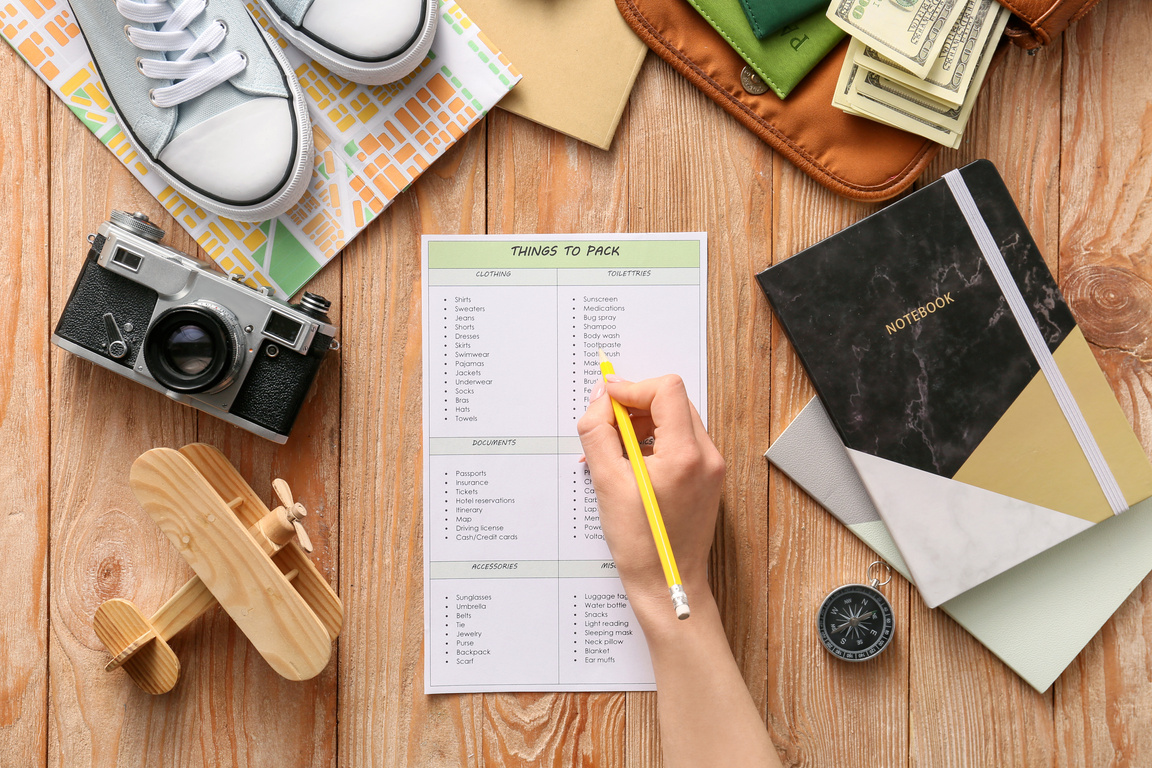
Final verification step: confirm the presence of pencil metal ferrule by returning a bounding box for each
[670,584,690,620]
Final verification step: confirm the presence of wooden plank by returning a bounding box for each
[624,56,773,763]
[339,128,486,767]
[189,255,342,768]
[46,97,202,767]
[1057,1,1152,766]
[899,38,1064,768]
[768,161,908,766]
[0,40,49,768]
[46,93,339,767]
[481,97,630,767]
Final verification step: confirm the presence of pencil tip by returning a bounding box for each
[597,348,608,363]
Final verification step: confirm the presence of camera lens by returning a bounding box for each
[144,302,245,394]
[163,324,214,376]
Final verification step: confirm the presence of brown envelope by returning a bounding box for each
[464,0,648,150]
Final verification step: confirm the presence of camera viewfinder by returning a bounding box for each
[111,248,144,272]
[264,312,304,345]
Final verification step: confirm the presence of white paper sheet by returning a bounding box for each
[422,233,708,693]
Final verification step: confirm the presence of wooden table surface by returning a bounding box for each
[3,0,1151,764]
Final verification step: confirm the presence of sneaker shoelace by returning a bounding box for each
[119,0,247,108]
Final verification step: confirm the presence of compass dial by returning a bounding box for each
[816,584,894,661]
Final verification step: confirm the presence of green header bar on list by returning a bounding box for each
[427,238,703,269]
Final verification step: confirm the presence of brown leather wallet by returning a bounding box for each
[616,0,1098,200]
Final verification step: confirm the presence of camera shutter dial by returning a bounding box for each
[297,292,331,320]
[110,210,165,243]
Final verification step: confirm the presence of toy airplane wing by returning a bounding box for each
[178,443,343,640]
[130,448,331,680]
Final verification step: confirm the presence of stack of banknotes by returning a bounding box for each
[826,0,1010,148]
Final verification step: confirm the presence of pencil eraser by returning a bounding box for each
[670,584,690,619]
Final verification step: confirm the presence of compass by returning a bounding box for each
[816,561,895,662]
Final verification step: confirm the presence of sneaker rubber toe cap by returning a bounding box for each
[158,97,299,206]
[301,0,423,61]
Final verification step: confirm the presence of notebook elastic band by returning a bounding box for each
[944,169,1128,515]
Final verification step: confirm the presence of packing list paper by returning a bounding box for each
[422,233,708,693]
[2,0,519,298]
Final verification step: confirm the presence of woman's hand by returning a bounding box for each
[576,373,724,621]
[576,372,780,768]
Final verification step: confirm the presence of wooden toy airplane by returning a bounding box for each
[93,443,342,694]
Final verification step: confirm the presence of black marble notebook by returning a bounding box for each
[757,159,1152,607]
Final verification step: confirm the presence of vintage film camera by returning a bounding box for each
[52,211,338,443]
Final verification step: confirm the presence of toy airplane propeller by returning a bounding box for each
[93,444,342,694]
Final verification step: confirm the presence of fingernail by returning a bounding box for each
[589,381,605,402]
[577,455,586,463]
[605,374,622,383]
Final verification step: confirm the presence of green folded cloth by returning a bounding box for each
[686,0,845,99]
[737,0,829,39]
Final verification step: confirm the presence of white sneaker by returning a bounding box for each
[256,0,438,85]
[70,0,313,221]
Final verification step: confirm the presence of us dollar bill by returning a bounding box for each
[855,70,966,144]
[834,4,1008,148]
[827,0,968,78]
[854,6,1007,127]
[849,0,1002,106]
[832,55,863,114]
[834,61,963,147]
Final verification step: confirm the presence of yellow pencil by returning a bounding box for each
[597,349,690,620]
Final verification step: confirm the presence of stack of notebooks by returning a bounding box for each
[758,160,1152,692]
